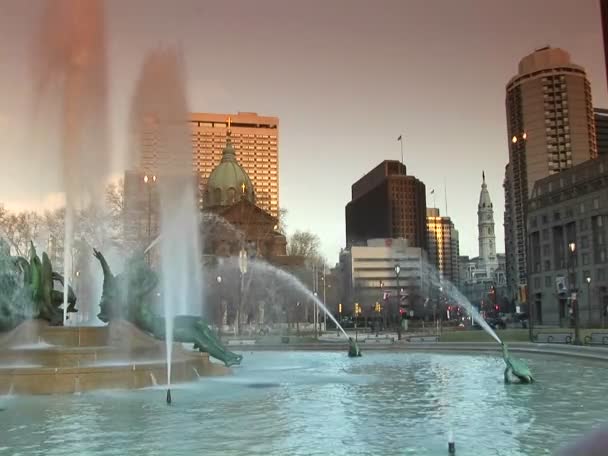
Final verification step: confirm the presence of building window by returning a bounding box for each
[545,276,552,288]
[544,260,551,271]
[593,198,600,210]
[581,236,589,248]
[542,214,549,224]
[542,229,549,241]
[580,203,585,214]
[598,268,605,281]
[583,253,590,265]
[534,277,541,289]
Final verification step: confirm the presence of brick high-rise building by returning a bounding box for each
[346,161,427,250]
[190,112,279,216]
[503,46,597,305]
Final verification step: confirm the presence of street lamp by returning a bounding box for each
[143,174,157,264]
[216,275,222,339]
[394,264,402,340]
[237,248,248,336]
[586,276,592,328]
[568,242,582,345]
[313,291,318,339]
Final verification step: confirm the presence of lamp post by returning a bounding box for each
[586,276,592,328]
[143,174,156,265]
[313,291,318,339]
[568,242,582,345]
[394,264,402,340]
[237,248,248,336]
[216,275,222,339]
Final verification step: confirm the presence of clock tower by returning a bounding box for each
[478,171,498,274]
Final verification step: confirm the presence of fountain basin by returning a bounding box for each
[0,320,230,395]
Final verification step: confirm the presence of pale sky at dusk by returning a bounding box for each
[0,0,606,264]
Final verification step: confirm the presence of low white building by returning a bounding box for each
[339,238,431,318]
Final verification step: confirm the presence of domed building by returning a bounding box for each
[202,131,290,261]
[204,135,256,207]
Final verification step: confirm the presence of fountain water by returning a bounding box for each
[32,0,111,325]
[149,372,158,386]
[225,258,350,340]
[129,50,203,389]
[422,261,502,344]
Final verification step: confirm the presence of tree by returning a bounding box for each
[287,230,321,258]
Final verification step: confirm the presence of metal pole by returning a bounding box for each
[146,182,151,265]
[323,264,327,332]
[587,281,591,328]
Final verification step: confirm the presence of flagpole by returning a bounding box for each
[444,177,448,216]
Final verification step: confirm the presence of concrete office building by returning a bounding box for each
[504,46,598,306]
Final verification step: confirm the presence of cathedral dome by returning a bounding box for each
[205,135,255,207]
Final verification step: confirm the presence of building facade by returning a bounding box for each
[426,208,459,285]
[191,112,279,216]
[345,161,427,250]
[504,46,598,305]
[595,108,608,156]
[338,238,430,318]
[527,155,608,327]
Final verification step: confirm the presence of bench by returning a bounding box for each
[406,335,439,343]
[362,337,395,344]
[226,339,257,346]
[584,333,608,346]
[535,332,572,344]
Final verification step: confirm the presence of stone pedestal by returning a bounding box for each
[0,320,229,395]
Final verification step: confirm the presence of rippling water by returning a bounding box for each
[0,351,606,455]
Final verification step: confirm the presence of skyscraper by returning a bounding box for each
[504,46,597,304]
[190,112,279,216]
[595,108,608,156]
[478,172,498,275]
[426,207,459,284]
[345,161,427,249]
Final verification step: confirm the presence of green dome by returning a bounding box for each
[204,136,255,207]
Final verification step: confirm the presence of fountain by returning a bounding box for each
[32,0,111,326]
[129,49,204,396]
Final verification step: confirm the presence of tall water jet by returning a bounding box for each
[129,50,203,388]
[32,0,110,324]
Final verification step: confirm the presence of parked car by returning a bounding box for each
[486,317,506,330]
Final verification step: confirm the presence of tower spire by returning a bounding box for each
[227,115,232,136]
[482,170,485,184]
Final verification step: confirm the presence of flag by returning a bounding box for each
[397,135,402,141]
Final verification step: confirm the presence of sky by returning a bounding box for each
[0,0,606,265]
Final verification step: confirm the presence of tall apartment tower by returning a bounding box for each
[345,161,427,250]
[504,46,598,303]
[478,172,498,275]
[595,108,608,156]
[426,208,460,285]
[190,112,279,216]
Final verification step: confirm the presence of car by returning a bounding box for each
[486,317,506,330]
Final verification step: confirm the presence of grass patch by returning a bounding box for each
[439,329,529,343]
[439,327,607,343]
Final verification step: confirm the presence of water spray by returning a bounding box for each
[166,388,172,404]
[448,429,455,454]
